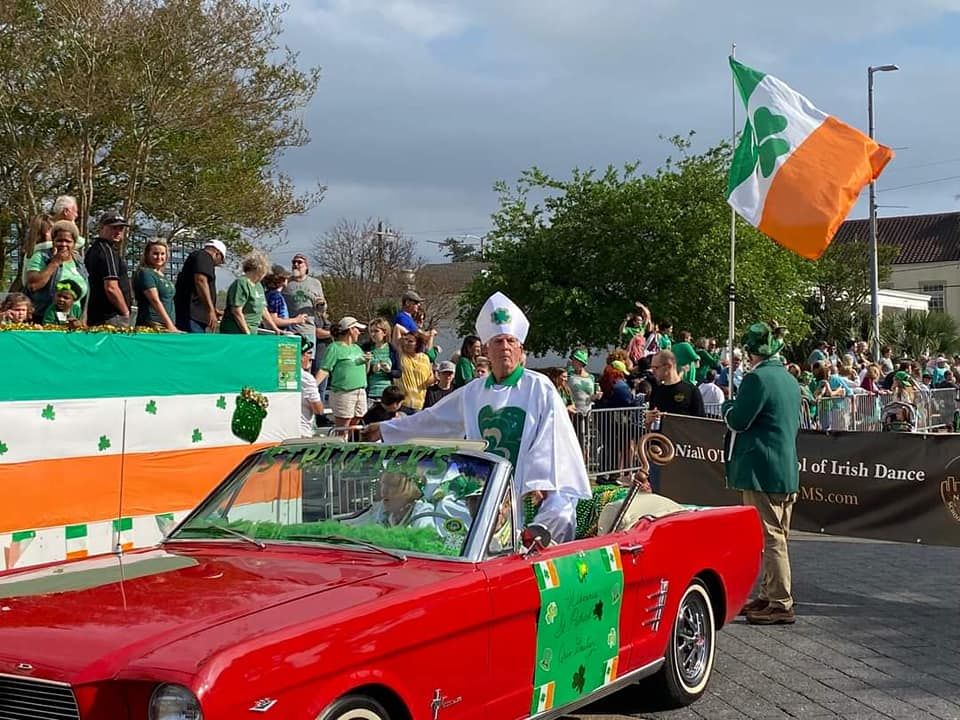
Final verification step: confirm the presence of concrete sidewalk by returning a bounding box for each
[569,533,960,720]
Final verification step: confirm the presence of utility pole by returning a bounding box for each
[867,63,899,360]
[375,220,385,287]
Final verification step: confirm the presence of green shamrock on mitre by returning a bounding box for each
[491,307,511,324]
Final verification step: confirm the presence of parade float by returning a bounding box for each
[0,328,300,571]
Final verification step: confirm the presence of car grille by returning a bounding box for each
[0,674,80,720]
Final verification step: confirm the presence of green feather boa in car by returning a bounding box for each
[223,519,459,556]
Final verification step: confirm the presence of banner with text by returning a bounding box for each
[659,415,960,547]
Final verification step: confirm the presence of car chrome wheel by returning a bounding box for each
[642,579,716,708]
[674,584,712,690]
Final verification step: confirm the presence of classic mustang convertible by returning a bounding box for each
[0,438,762,720]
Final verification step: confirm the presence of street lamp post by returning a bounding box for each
[868,63,898,361]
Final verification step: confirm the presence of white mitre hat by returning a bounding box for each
[475,291,529,344]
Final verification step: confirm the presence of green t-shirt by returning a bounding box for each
[568,372,596,413]
[133,268,175,327]
[220,277,266,334]
[42,302,82,325]
[695,349,719,383]
[26,251,89,308]
[454,356,475,388]
[621,325,644,343]
[321,341,368,392]
[367,343,393,398]
[658,334,673,350]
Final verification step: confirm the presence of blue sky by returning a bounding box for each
[274,0,960,265]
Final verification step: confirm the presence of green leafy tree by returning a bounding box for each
[798,239,898,354]
[880,310,960,359]
[458,136,812,355]
[437,237,482,262]
[0,0,322,285]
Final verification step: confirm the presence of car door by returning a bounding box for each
[479,505,661,718]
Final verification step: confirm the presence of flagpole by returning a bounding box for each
[728,42,737,398]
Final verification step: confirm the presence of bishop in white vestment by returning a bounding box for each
[377,292,591,542]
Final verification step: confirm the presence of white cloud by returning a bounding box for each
[275,0,960,258]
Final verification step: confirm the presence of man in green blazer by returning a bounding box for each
[722,322,800,625]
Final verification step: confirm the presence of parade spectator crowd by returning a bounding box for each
[3,198,959,438]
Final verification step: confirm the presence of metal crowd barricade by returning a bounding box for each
[815,394,884,432]
[915,388,958,431]
[300,424,377,519]
[580,406,647,481]
[703,402,723,419]
[812,388,959,432]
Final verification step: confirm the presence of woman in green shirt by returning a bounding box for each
[133,238,178,331]
[454,334,482,388]
[220,252,281,335]
[365,318,396,400]
[317,316,371,427]
[25,219,89,323]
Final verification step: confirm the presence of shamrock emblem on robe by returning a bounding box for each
[478,405,526,464]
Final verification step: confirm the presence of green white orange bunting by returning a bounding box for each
[727,57,894,260]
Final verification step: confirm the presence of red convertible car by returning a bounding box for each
[0,438,762,720]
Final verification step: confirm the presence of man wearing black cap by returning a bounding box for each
[84,212,133,327]
[391,289,437,348]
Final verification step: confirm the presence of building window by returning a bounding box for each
[921,282,945,313]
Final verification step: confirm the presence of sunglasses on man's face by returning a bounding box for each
[292,260,305,266]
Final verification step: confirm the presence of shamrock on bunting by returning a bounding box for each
[216,395,227,410]
[192,428,203,443]
[0,441,7,455]
[98,435,111,452]
[145,400,157,415]
[41,404,55,421]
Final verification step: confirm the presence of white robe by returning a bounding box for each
[380,368,591,541]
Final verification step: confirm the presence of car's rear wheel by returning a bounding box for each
[320,694,391,720]
[648,579,716,707]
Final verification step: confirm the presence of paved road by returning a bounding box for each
[568,533,960,720]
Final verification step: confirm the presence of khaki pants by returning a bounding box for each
[742,490,797,611]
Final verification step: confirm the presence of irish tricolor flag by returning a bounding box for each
[533,560,559,591]
[727,57,894,260]
[533,681,555,712]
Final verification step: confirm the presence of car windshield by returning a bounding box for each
[169,443,499,558]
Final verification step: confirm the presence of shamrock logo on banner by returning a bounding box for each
[145,400,157,415]
[0,441,7,455]
[191,428,203,443]
[98,435,111,452]
[216,395,227,410]
[491,307,511,324]
[41,404,55,421]
[545,601,559,625]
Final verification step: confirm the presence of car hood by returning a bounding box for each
[0,545,392,683]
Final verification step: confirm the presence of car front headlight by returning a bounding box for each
[149,683,203,720]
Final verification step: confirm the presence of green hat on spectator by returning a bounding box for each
[611,360,628,374]
[571,349,589,365]
[671,341,699,369]
[894,370,913,386]
[741,322,784,358]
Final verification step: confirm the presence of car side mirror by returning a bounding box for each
[520,524,552,555]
